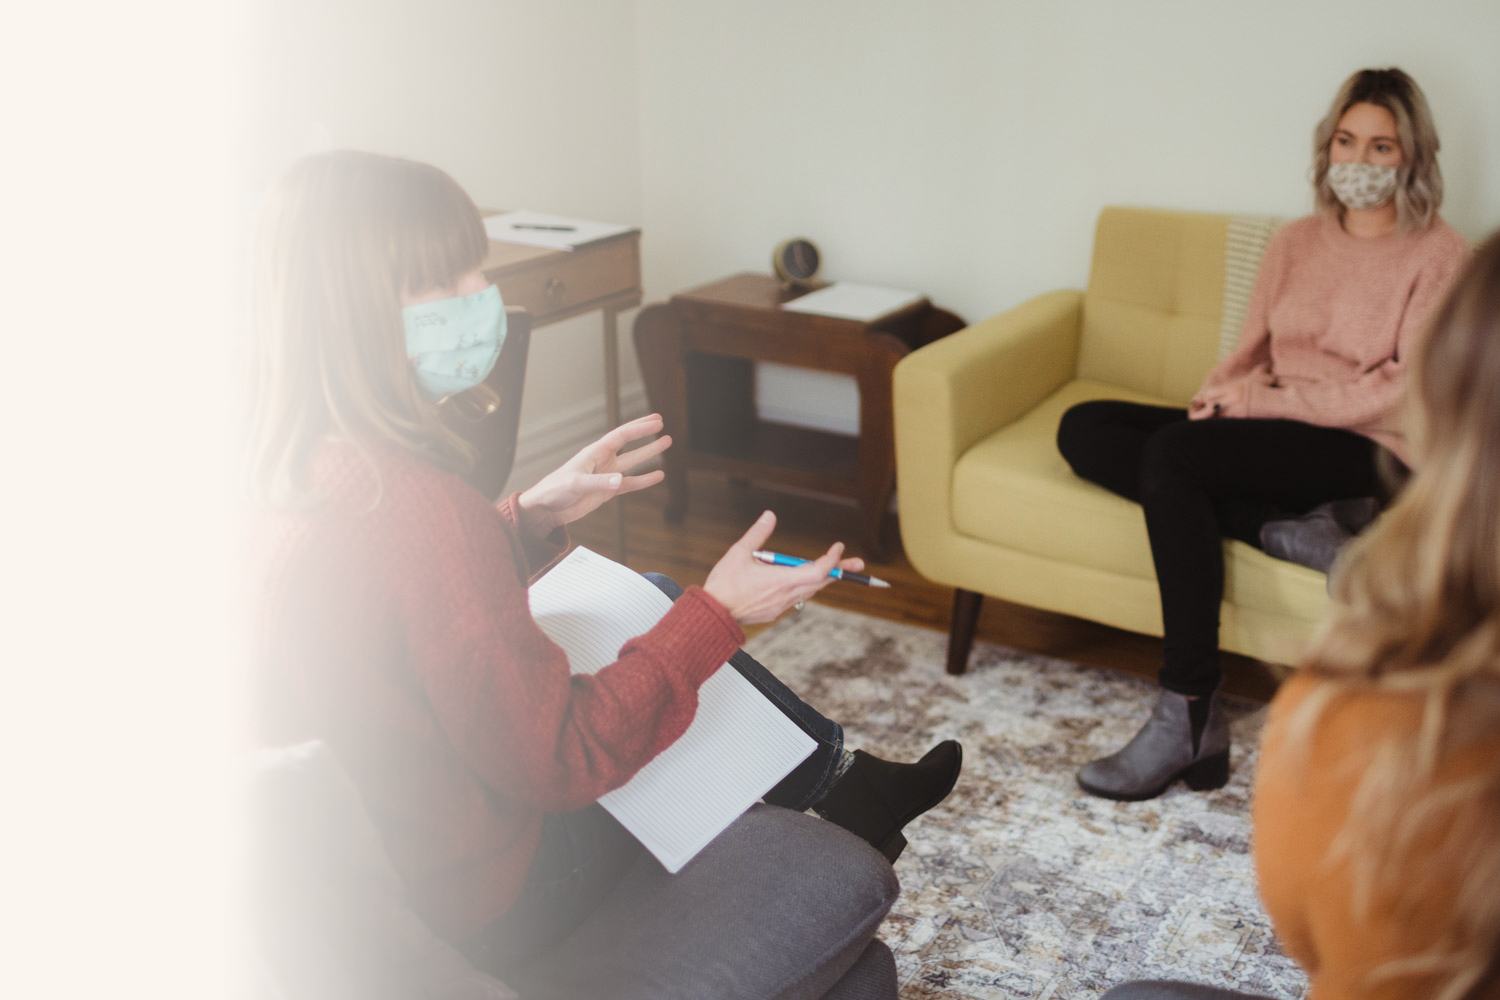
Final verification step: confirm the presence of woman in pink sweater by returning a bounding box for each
[1055,68,1470,802]
[244,151,962,990]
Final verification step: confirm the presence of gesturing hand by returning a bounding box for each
[702,510,866,625]
[516,414,672,535]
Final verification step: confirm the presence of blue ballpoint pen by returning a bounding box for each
[751,550,891,588]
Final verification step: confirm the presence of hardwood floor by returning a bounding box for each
[568,471,1287,703]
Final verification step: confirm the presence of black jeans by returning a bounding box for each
[1056,400,1390,696]
[462,573,845,973]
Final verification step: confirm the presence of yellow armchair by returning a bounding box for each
[895,207,1329,674]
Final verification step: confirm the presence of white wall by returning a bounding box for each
[634,0,1500,433]
[243,0,1500,464]
[241,0,647,488]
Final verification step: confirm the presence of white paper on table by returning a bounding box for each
[780,282,925,322]
[527,546,816,872]
[484,210,636,251]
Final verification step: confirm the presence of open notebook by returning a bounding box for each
[527,547,816,872]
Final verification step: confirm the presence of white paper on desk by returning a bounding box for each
[780,282,924,322]
[484,210,636,251]
[527,546,816,873]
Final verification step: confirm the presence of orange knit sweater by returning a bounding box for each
[1201,213,1469,465]
[1254,674,1500,1000]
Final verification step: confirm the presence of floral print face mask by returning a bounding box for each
[1327,161,1398,212]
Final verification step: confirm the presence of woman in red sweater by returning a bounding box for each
[244,151,961,981]
[1055,68,1471,801]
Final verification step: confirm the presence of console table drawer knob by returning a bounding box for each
[545,277,567,303]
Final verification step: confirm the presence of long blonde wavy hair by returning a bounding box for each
[1299,233,1500,1000]
[1311,67,1444,234]
[245,151,488,507]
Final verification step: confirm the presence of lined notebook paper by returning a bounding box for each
[527,547,816,872]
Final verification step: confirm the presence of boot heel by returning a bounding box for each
[875,831,907,864]
[1183,750,1230,791]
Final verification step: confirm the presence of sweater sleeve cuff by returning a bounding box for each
[650,586,746,688]
[496,493,570,579]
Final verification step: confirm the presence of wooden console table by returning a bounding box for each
[633,273,963,561]
[479,217,641,558]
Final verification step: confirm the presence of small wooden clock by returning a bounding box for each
[772,238,822,290]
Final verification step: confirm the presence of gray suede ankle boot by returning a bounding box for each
[1076,689,1229,801]
[1259,508,1348,574]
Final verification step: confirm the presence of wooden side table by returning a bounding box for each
[478,217,642,559]
[633,273,963,561]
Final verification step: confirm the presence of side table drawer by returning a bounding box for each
[488,235,640,322]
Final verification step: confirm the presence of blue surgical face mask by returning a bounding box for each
[402,284,506,402]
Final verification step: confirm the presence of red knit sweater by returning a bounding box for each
[1200,212,1470,464]
[247,440,745,942]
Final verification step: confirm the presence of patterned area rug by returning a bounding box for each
[745,604,1308,1000]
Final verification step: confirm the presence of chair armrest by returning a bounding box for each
[893,289,1082,563]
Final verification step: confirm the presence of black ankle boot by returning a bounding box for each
[813,741,963,863]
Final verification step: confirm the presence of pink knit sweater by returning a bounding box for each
[1200,212,1470,464]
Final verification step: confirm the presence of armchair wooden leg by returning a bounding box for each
[947,589,983,675]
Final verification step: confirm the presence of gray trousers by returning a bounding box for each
[497,804,901,1000]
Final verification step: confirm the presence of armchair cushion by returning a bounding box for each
[1078,207,1231,402]
[952,380,1167,579]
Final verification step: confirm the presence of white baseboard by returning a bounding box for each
[502,382,650,495]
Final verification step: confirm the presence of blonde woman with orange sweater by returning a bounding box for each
[1056,68,1470,801]
[1102,234,1500,1000]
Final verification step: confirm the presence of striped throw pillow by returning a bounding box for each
[1219,215,1284,359]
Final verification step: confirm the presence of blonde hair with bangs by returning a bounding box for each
[246,151,489,507]
[1296,234,1500,1000]
[1311,67,1444,233]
